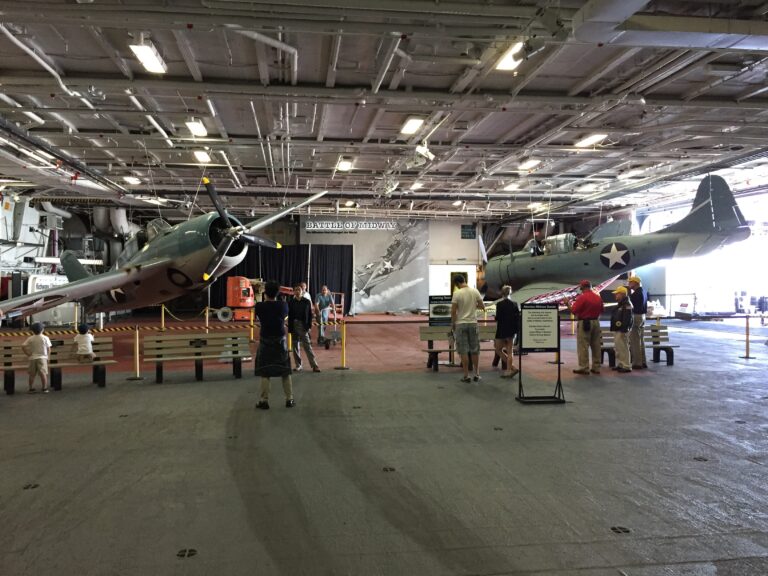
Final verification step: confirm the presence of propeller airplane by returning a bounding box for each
[0,178,327,318]
[484,175,751,304]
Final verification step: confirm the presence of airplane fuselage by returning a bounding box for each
[486,229,744,293]
[87,213,247,312]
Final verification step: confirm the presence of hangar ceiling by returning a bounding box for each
[2,0,768,223]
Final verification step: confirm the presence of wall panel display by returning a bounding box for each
[301,219,429,312]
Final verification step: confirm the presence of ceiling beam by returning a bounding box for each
[172,30,204,82]
[89,26,134,80]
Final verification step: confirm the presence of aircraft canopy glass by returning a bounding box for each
[146,218,172,241]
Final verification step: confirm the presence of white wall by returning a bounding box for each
[428,221,480,263]
[429,264,478,296]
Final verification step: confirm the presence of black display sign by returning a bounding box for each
[460,224,476,239]
[428,295,453,326]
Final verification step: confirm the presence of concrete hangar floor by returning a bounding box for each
[1,316,767,575]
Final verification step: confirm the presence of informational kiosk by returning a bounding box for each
[517,303,565,404]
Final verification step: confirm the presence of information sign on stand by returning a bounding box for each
[516,303,565,404]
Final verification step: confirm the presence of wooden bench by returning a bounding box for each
[419,324,497,372]
[600,324,678,367]
[2,337,116,395]
[143,331,252,383]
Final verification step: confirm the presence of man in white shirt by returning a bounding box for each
[450,275,485,383]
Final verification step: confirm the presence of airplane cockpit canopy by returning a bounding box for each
[543,233,576,255]
[146,218,172,241]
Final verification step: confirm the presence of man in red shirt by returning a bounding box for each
[566,280,605,375]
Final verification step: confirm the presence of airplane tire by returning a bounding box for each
[217,307,234,322]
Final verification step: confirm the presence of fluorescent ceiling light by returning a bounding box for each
[129,40,168,74]
[336,157,353,171]
[496,41,524,71]
[409,182,423,190]
[36,257,104,266]
[194,150,211,163]
[400,117,424,135]
[527,202,543,210]
[503,182,520,191]
[575,133,608,148]
[123,176,141,185]
[518,158,541,171]
[577,183,598,192]
[452,199,463,206]
[185,118,208,137]
[344,200,356,207]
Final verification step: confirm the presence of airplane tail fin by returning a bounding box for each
[60,251,91,282]
[663,175,748,235]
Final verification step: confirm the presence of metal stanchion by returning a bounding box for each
[205,306,210,333]
[740,314,755,359]
[249,308,255,342]
[334,319,350,370]
[161,304,166,331]
[73,305,79,329]
[127,326,144,381]
[571,312,575,335]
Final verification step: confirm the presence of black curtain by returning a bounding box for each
[308,244,353,315]
[152,244,353,314]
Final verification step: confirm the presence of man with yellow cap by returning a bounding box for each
[610,286,634,372]
[627,275,648,369]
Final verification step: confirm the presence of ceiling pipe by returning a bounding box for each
[371,34,402,94]
[228,27,298,85]
[0,24,79,98]
[39,201,72,219]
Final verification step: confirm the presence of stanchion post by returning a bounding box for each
[73,304,79,329]
[570,312,575,335]
[205,306,210,333]
[161,304,166,331]
[740,314,755,359]
[334,318,350,370]
[127,325,144,381]
[250,308,255,342]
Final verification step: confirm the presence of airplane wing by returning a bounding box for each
[0,258,171,318]
[512,276,619,305]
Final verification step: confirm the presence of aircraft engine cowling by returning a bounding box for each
[484,254,512,294]
[207,215,248,273]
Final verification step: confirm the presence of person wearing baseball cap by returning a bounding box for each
[610,286,634,372]
[564,280,604,375]
[627,275,648,369]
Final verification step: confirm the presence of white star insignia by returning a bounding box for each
[601,243,628,268]
[382,260,394,270]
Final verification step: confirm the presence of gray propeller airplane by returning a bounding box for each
[484,174,751,304]
[0,178,327,318]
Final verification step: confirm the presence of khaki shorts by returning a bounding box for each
[454,323,480,355]
[29,358,48,377]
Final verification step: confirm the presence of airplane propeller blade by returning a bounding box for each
[202,176,232,226]
[241,233,282,249]
[203,236,235,281]
[244,190,328,235]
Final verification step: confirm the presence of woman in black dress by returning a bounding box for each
[494,285,520,378]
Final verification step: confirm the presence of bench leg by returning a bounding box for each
[4,370,15,395]
[652,348,661,364]
[233,358,242,379]
[428,352,439,372]
[195,359,203,381]
[51,368,62,391]
[93,365,107,387]
[666,348,674,366]
[155,362,163,384]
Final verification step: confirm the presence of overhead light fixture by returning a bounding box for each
[503,182,520,191]
[415,143,435,161]
[409,182,424,190]
[518,158,541,171]
[344,200,356,207]
[577,183,598,192]
[527,202,543,210]
[496,41,524,71]
[123,176,141,185]
[129,38,168,74]
[185,117,208,137]
[452,199,463,206]
[194,150,211,163]
[336,157,353,171]
[400,117,425,135]
[575,133,608,148]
